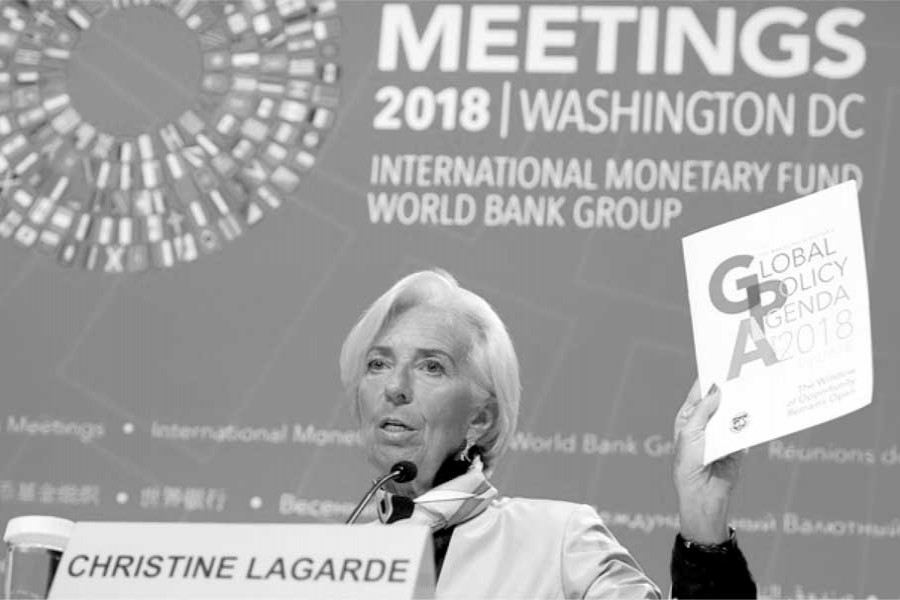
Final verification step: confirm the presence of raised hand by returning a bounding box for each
[673,379,744,544]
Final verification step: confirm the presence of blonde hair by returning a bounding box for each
[339,269,521,469]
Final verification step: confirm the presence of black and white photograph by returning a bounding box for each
[0,1,897,598]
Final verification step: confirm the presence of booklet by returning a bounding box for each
[682,181,872,465]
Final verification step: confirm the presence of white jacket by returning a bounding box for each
[433,497,662,599]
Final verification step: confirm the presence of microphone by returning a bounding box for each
[345,461,417,524]
[390,461,417,483]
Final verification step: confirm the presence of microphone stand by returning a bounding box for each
[345,462,416,524]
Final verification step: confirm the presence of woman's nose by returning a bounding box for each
[385,368,412,405]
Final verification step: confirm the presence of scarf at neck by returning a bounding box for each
[376,456,498,531]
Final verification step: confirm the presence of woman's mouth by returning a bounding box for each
[380,418,415,432]
[383,423,411,432]
[377,418,418,440]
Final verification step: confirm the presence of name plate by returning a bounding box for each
[49,522,434,599]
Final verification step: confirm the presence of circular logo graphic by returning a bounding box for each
[0,0,341,272]
[729,412,749,433]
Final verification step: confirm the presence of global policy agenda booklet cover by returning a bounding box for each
[683,180,872,465]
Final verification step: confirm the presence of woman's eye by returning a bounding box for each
[366,358,387,372]
[421,359,446,375]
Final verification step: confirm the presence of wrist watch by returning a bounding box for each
[678,526,737,554]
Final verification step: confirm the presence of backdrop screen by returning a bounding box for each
[0,2,898,598]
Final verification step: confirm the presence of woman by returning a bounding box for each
[340,269,755,599]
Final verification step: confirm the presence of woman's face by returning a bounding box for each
[357,304,488,496]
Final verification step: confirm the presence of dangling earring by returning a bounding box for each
[458,438,475,463]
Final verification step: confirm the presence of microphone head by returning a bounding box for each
[390,461,417,483]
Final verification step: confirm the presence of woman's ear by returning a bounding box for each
[468,394,498,439]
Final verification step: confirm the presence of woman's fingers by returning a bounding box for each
[675,379,701,428]
[675,380,719,439]
[688,384,721,429]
